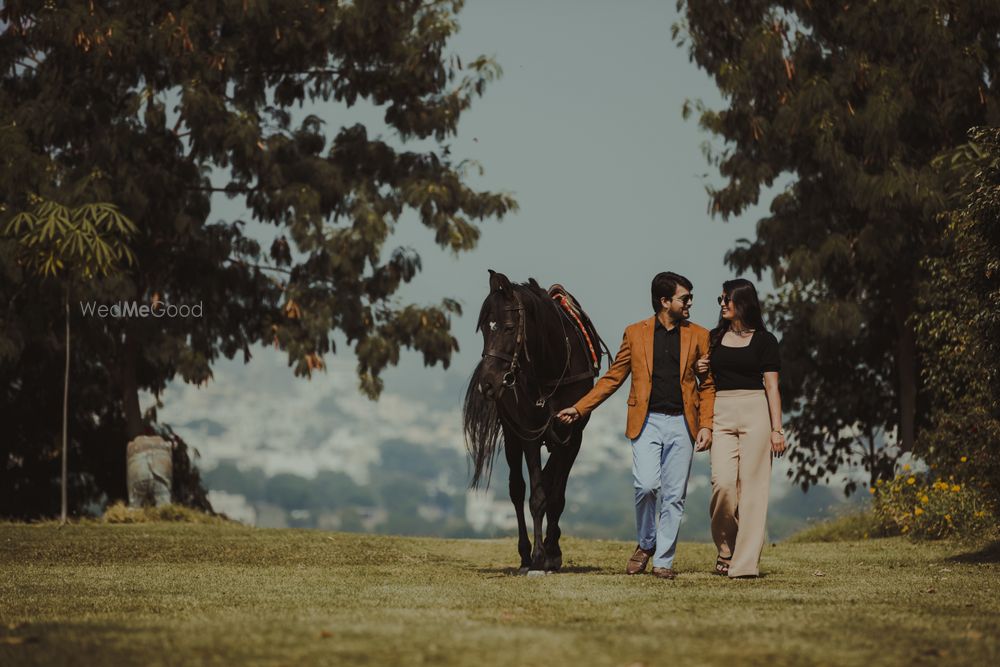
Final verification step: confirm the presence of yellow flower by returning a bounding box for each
[960,456,968,463]
[869,487,876,494]
[951,484,961,492]
[914,507,924,516]
[907,477,916,485]
[903,464,911,472]
[944,514,952,522]
[901,525,910,533]
[876,479,883,486]
[920,495,929,504]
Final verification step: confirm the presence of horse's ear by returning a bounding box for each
[488,270,512,294]
[528,277,540,290]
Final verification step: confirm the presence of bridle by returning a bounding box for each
[482,292,532,390]
[483,291,572,402]
[481,291,593,444]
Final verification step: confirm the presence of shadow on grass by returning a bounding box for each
[946,541,1000,564]
[474,565,604,576]
[554,565,604,574]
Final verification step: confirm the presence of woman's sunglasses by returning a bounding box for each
[717,295,732,306]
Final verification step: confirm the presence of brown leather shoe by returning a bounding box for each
[625,546,653,575]
[652,567,676,579]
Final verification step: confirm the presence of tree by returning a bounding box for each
[0,0,515,516]
[4,197,136,522]
[675,0,1000,491]
[915,127,1000,507]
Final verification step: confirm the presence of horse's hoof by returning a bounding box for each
[526,569,548,577]
[517,566,530,576]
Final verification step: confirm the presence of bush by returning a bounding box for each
[102,501,230,525]
[870,466,994,539]
[916,127,1000,511]
[786,511,885,543]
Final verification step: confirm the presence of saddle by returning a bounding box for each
[547,283,602,373]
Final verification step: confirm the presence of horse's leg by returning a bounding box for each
[503,436,531,573]
[523,441,547,571]
[542,429,582,572]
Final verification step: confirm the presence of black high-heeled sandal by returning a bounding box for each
[714,558,730,576]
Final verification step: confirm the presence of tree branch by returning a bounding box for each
[255,68,345,76]
[187,185,260,193]
[226,256,292,276]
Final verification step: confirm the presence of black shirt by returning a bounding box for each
[648,319,684,414]
[709,330,781,391]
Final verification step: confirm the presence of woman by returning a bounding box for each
[695,279,784,579]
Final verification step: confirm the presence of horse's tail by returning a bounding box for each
[463,361,504,488]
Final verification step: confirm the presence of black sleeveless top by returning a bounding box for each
[709,330,781,391]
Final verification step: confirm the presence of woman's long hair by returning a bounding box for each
[709,278,768,350]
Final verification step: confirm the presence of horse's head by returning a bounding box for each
[474,269,524,400]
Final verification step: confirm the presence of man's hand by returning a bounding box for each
[695,427,712,451]
[556,407,580,424]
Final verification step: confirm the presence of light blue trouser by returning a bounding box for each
[631,412,694,569]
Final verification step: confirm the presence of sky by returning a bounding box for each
[151,1,805,492]
[358,0,773,393]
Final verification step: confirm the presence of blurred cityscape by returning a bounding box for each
[165,352,861,542]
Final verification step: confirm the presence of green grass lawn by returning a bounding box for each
[1,522,997,666]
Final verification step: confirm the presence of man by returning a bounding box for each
[557,272,715,579]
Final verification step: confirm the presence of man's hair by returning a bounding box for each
[650,271,693,313]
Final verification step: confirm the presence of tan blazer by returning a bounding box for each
[573,317,715,440]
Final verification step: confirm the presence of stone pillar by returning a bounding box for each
[126,436,173,507]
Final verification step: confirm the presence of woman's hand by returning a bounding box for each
[770,430,786,457]
[695,428,712,451]
[694,354,710,375]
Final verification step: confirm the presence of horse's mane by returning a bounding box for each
[474,279,556,333]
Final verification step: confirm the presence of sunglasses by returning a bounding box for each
[717,294,732,306]
[670,294,694,305]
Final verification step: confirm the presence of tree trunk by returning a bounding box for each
[867,431,878,488]
[120,326,143,440]
[61,287,70,525]
[894,302,917,453]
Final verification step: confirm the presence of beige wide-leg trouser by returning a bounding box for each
[710,389,772,578]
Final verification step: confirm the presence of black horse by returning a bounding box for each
[463,270,609,573]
